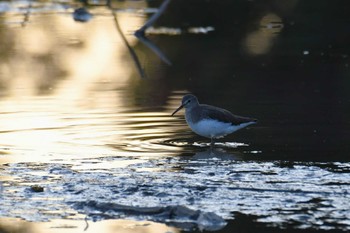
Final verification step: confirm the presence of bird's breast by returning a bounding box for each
[186,118,234,138]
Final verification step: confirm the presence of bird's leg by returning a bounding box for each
[210,138,215,147]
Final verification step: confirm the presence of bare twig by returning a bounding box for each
[135,34,172,65]
[135,0,171,35]
[107,0,173,77]
[134,0,172,65]
[108,0,146,79]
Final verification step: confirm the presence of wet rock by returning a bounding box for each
[72,201,226,231]
[30,185,44,192]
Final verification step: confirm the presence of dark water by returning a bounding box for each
[0,1,350,232]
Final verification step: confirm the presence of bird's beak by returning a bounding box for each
[171,104,184,116]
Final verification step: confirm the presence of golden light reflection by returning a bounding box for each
[51,11,144,102]
[1,6,147,97]
[0,7,187,167]
[243,13,283,56]
[0,6,148,164]
[0,218,179,233]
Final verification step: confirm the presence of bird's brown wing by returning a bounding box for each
[200,104,257,126]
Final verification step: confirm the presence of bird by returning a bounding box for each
[171,94,257,145]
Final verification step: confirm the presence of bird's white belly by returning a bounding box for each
[188,119,254,138]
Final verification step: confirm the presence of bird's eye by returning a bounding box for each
[188,100,191,103]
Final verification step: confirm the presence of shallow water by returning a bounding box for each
[1,0,350,232]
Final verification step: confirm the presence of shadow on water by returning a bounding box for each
[0,0,350,232]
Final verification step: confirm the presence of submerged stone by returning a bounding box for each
[71,201,227,231]
[30,185,44,192]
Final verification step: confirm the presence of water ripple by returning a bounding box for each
[1,159,350,230]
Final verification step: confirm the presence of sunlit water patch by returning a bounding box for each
[1,83,346,231]
[1,156,350,231]
[108,111,186,154]
[145,26,215,35]
[1,0,350,232]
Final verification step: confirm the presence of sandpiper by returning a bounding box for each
[171,94,257,145]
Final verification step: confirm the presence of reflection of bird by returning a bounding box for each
[171,94,257,145]
[192,148,244,160]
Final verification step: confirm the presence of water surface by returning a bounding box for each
[0,0,350,232]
